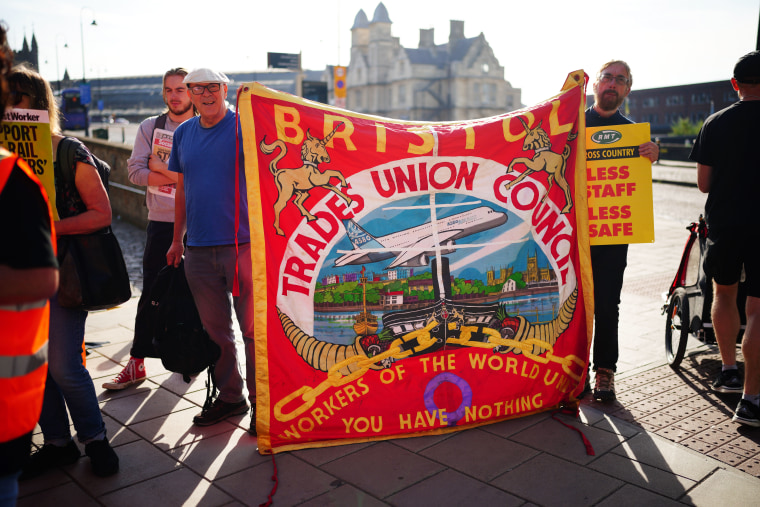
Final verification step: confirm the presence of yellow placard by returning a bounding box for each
[0,108,56,219]
[586,123,654,245]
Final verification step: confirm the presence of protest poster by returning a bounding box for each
[0,108,56,218]
[586,123,654,245]
[149,127,176,198]
[238,71,593,453]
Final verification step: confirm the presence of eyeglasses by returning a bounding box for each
[11,90,31,105]
[189,83,221,95]
[599,74,629,86]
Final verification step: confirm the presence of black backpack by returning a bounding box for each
[150,260,221,389]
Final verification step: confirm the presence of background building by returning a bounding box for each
[12,32,39,70]
[586,80,737,136]
[51,69,325,123]
[347,2,521,121]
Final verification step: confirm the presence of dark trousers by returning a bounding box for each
[590,243,628,371]
[131,220,174,358]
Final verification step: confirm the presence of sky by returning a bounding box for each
[3,0,759,106]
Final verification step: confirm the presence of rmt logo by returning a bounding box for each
[591,130,622,144]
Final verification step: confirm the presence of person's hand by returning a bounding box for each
[148,154,168,173]
[639,141,659,163]
[166,240,184,267]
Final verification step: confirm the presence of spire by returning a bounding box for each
[352,9,369,30]
[371,2,391,24]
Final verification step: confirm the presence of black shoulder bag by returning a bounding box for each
[56,137,132,311]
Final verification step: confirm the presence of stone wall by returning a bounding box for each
[73,136,148,229]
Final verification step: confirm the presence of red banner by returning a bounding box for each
[239,72,593,453]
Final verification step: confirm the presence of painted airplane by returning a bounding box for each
[334,206,508,269]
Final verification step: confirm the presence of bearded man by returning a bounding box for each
[585,60,658,402]
[104,68,195,390]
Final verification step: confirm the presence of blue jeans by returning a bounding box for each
[0,471,20,507]
[39,295,106,445]
[184,243,256,405]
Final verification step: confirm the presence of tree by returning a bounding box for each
[508,272,526,289]
[669,117,703,136]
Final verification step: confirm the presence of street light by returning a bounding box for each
[80,7,96,136]
[55,35,68,92]
[79,7,97,83]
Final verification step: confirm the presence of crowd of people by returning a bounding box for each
[0,21,259,503]
[1,16,759,506]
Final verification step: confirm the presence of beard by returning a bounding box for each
[168,101,193,116]
[596,90,625,112]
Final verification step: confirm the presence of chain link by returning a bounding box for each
[274,319,583,422]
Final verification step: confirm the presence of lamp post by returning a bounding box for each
[79,7,97,83]
[79,7,96,136]
[55,35,67,92]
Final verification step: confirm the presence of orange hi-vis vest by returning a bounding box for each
[0,152,55,443]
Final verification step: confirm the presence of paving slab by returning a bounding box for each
[490,453,624,507]
[588,452,696,499]
[214,453,338,506]
[386,468,523,507]
[166,428,269,481]
[419,428,539,481]
[97,468,233,507]
[320,441,445,499]
[595,484,685,507]
[684,467,760,506]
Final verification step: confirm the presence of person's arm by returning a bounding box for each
[638,141,659,163]
[146,154,178,185]
[166,173,186,267]
[697,163,713,193]
[55,161,111,235]
[0,265,58,305]
[127,118,177,187]
[127,120,154,186]
[0,162,59,304]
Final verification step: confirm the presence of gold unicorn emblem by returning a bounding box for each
[260,123,352,235]
[505,118,577,214]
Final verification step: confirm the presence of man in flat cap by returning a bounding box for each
[166,68,257,433]
[690,51,760,427]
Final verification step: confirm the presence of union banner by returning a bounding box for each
[239,71,593,454]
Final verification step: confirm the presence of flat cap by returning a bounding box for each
[183,68,230,84]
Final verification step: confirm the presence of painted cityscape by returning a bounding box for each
[312,195,560,346]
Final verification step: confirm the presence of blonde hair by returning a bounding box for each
[8,64,62,134]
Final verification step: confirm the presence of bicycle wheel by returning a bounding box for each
[665,287,690,368]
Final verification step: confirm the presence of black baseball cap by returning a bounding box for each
[733,51,760,84]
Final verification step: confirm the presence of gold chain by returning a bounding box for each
[274,320,583,422]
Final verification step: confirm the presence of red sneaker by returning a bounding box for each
[102,358,146,390]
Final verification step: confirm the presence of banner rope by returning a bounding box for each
[232,86,244,297]
[258,454,278,507]
[551,408,595,456]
